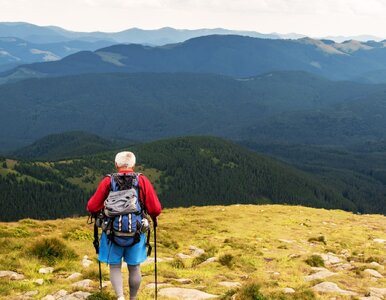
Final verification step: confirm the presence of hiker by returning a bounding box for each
[87,151,162,300]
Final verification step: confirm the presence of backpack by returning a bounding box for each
[102,172,146,247]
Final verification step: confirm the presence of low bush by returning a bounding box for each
[30,238,77,265]
[219,254,235,269]
[87,291,115,300]
[191,253,211,267]
[63,229,93,241]
[308,236,326,245]
[304,255,324,267]
[170,257,185,269]
[237,282,268,300]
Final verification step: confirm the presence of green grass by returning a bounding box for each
[0,205,384,299]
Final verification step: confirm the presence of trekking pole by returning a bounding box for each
[91,214,103,291]
[153,217,158,300]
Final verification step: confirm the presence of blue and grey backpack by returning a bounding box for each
[102,173,150,248]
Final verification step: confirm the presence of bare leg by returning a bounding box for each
[128,264,142,299]
[110,263,124,298]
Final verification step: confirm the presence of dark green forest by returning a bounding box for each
[2,135,385,222]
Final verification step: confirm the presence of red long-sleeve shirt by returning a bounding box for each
[87,171,162,218]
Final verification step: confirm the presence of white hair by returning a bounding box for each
[115,151,136,168]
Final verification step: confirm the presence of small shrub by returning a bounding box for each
[160,270,177,278]
[308,236,326,245]
[30,238,77,265]
[305,255,324,267]
[63,229,93,241]
[365,256,383,264]
[170,258,185,269]
[219,254,235,269]
[87,291,115,300]
[220,289,238,300]
[191,253,211,267]
[237,282,268,300]
[160,239,179,249]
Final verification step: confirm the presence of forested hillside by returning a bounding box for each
[0,136,370,222]
[1,71,386,152]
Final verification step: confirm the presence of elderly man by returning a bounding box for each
[87,151,162,300]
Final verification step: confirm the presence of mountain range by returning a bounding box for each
[2,35,386,84]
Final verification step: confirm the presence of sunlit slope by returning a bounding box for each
[0,205,384,299]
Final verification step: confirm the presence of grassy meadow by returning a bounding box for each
[0,205,385,299]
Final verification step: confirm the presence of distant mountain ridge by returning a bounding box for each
[2,35,386,83]
[0,36,114,71]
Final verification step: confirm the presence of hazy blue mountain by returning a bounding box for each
[3,35,386,83]
[0,71,385,153]
[0,36,115,71]
[0,22,281,45]
[356,69,386,83]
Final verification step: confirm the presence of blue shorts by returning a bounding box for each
[98,231,147,265]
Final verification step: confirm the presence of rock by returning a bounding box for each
[364,269,383,278]
[199,257,217,265]
[61,291,92,299]
[81,255,93,268]
[218,281,241,288]
[71,279,92,288]
[53,289,68,298]
[145,283,171,289]
[312,282,357,296]
[174,278,193,284]
[66,272,82,280]
[39,267,54,274]
[373,239,386,244]
[340,249,350,256]
[102,281,111,288]
[189,245,205,257]
[176,253,192,259]
[278,239,294,243]
[370,262,384,269]
[319,253,341,265]
[288,254,301,259]
[142,257,172,265]
[283,288,295,294]
[273,272,280,277]
[159,288,218,299]
[370,287,386,298]
[305,268,337,281]
[33,278,44,285]
[333,263,354,271]
[24,290,39,297]
[359,297,382,300]
[0,270,25,280]
[41,296,55,300]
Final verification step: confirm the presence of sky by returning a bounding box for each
[0,0,386,38]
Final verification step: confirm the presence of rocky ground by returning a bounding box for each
[0,205,385,299]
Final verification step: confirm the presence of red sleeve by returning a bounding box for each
[139,175,162,217]
[87,176,111,213]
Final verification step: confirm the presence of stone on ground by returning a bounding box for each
[0,270,25,280]
[364,269,384,278]
[159,287,218,299]
[319,253,341,264]
[218,281,241,288]
[53,289,68,298]
[199,257,217,265]
[370,287,386,298]
[312,282,357,296]
[33,278,44,285]
[305,268,337,281]
[189,245,205,257]
[373,239,385,244]
[61,291,91,299]
[39,267,54,274]
[66,272,82,280]
[24,290,39,297]
[71,279,92,288]
[283,288,295,294]
[359,296,382,300]
[81,255,93,268]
